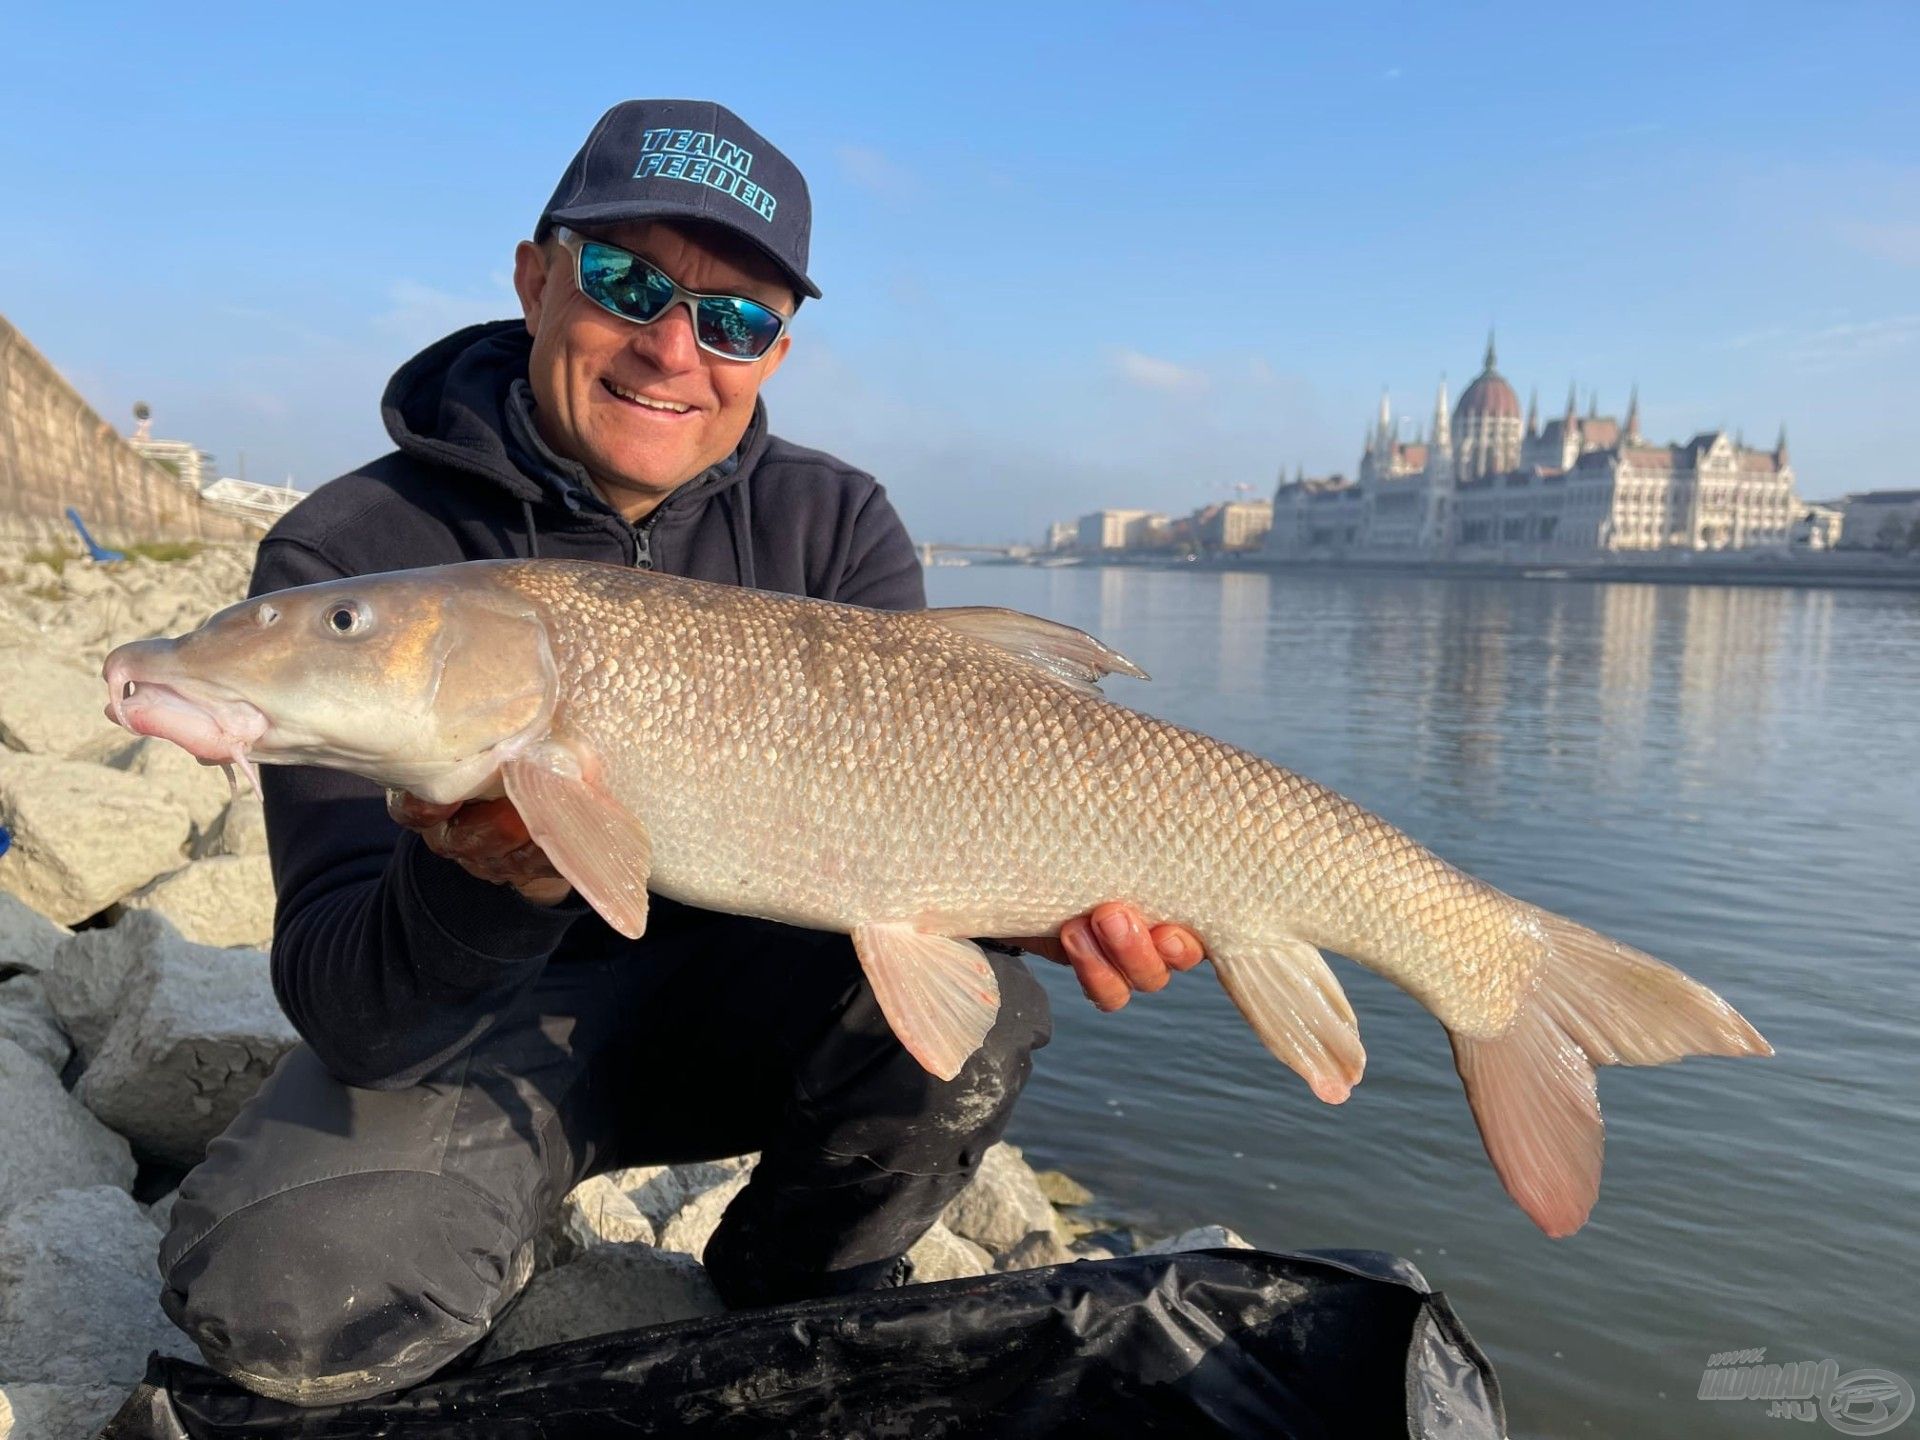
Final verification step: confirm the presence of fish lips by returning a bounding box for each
[103,648,270,767]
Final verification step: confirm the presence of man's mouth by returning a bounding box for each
[600,379,695,416]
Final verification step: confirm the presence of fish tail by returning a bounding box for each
[1449,907,1771,1237]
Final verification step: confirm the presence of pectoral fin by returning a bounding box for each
[501,752,652,939]
[851,923,1002,1081]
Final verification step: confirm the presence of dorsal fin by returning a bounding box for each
[922,606,1149,692]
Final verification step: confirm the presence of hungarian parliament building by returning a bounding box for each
[1268,337,1802,558]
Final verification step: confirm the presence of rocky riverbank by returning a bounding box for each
[0,545,1249,1440]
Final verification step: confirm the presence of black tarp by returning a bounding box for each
[100,1248,1506,1439]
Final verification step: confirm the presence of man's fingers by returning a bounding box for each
[440,797,533,857]
[1060,917,1132,1012]
[1148,923,1207,971]
[1089,902,1172,993]
[386,789,459,830]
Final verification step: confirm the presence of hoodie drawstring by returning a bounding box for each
[521,498,541,559]
[723,486,757,590]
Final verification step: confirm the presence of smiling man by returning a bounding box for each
[154,99,1202,1405]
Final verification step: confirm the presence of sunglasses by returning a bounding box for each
[553,227,790,362]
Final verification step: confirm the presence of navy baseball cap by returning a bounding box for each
[539,99,820,300]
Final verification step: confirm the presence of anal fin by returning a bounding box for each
[1212,939,1366,1104]
[502,751,652,939]
[851,924,1002,1082]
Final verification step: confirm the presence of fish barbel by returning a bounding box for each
[101,559,1769,1236]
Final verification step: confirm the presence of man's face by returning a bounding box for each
[512,219,794,518]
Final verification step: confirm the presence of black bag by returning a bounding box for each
[101,1248,1505,1439]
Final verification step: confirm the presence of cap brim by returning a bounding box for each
[545,197,821,300]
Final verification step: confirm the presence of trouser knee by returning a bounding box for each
[160,1169,530,1406]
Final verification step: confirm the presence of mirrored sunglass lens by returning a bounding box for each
[696,296,784,358]
[580,243,674,321]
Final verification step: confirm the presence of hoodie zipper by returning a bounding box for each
[632,514,656,570]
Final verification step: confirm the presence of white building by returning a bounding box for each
[1273,335,1802,559]
[129,437,217,491]
[1837,489,1920,550]
[1196,499,1274,550]
[1076,508,1165,551]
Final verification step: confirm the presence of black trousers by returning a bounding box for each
[156,906,1051,1406]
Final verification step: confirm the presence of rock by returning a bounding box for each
[478,1244,723,1362]
[77,928,293,1165]
[0,754,191,924]
[540,1174,657,1270]
[0,1186,190,1385]
[0,646,122,761]
[0,891,70,978]
[41,909,168,1065]
[0,1039,134,1214]
[0,1383,128,1440]
[0,975,71,1072]
[654,1167,753,1262]
[1034,1169,1094,1207]
[940,1142,1058,1254]
[613,1156,756,1231]
[1078,1227,1138,1257]
[995,1228,1077,1273]
[1138,1225,1253,1255]
[1070,1241,1117,1262]
[107,736,233,845]
[905,1222,994,1283]
[147,1190,178,1230]
[121,854,276,948]
[194,794,267,858]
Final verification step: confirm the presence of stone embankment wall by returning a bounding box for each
[0,313,254,548]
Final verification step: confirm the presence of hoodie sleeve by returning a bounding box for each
[831,483,926,612]
[249,537,587,1089]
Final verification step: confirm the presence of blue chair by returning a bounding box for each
[66,507,125,563]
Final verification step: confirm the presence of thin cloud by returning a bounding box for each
[1111,347,1208,393]
[837,144,917,198]
[1838,219,1920,268]
[375,278,516,346]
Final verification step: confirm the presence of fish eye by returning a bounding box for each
[255,602,280,627]
[324,601,368,636]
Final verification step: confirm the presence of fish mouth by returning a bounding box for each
[102,657,271,791]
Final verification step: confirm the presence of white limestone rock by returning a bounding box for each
[121,854,276,949]
[0,645,123,761]
[539,1174,657,1271]
[940,1142,1058,1254]
[477,1244,723,1363]
[0,1186,190,1385]
[0,974,71,1073]
[995,1227,1078,1273]
[0,1383,128,1440]
[611,1156,756,1232]
[0,754,191,924]
[193,794,267,858]
[905,1222,994,1283]
[0,1039,134,1214]
[78,931,293,1166]
[0,890,70,979]
[107,736,233,847]
[1138,1225,1253,1255]
[1034,1168,1094,1207]
[40,909,169,1065]
[654,1167,753,1262]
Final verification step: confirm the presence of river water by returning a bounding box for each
[923,564,1918,1440]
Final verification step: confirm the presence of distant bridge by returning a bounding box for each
[198,476,308,529]
[917,542,1029,565]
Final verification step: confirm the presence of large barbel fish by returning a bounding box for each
[101,559,1769,1236]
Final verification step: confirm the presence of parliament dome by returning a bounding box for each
[1455,334,1521,422]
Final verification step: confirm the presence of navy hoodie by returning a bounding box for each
[250,320,925,1088]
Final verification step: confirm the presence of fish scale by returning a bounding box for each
[101,557,1770,1236]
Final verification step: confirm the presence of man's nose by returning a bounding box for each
[629,299,703,372]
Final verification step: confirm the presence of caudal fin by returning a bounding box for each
[1450,908,1771,1238]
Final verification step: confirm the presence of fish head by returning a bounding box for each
[102,566,557,797]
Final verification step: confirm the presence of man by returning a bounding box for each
[157,99,1203,1405]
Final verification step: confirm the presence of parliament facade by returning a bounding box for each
[1268,337,1802,559]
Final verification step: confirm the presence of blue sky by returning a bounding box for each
[3,2,1915,541]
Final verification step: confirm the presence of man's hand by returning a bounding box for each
[386,791,574,906]
[1008,902,1205,1013]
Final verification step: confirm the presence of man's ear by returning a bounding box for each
[756,331,793,383]
[513,239,555,337]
